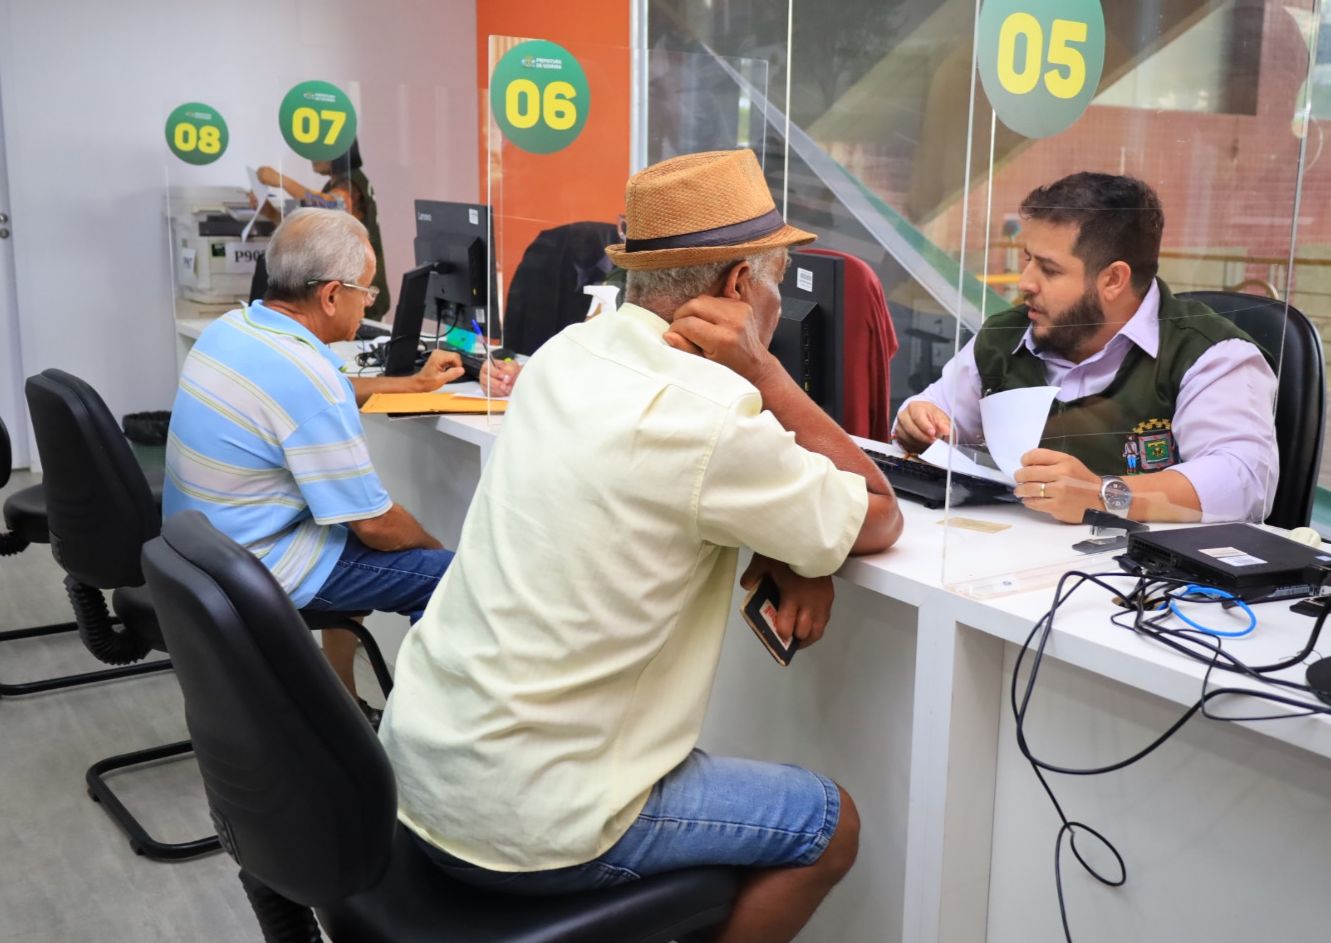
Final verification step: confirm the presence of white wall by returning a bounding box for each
[0,0,478,460]
[0,74,26,468]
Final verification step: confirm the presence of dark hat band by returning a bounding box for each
[623,207,785,253]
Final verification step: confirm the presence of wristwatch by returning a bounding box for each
[1100,476,1133,518]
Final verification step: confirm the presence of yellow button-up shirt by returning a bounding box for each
[380,303,868,871]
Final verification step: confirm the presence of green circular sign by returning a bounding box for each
[165,102,229,166]
[278,80,358,161]
[977,0,1105,139]
[489,40,590,155]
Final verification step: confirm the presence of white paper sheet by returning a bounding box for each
[242,166,285,242]
[920,441,1014,485]
[446,380,509,401]
[978,385,1060,479]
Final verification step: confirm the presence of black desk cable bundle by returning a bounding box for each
[1013,549,1331,941]
[353,325,453,375]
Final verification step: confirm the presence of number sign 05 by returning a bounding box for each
[977,0,1105,139]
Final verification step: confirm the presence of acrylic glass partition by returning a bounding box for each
[642,2,1027,588]
[162,91,271,332]
[164,74,478,409]
[485,36,773,417]
[917,0,1311,597]
[656,0,1318,595]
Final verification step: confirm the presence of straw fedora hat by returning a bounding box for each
[604,149,815,271]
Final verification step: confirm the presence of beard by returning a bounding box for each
[1027,287,1105,361]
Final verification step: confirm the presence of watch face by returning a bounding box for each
[1103,477,1132,511]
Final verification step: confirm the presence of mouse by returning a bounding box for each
[1288,526,1323,548]
[1307,657,1331,707]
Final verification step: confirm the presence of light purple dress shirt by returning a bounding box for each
[898,281,1280,522]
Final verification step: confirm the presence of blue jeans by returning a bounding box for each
[305,533,453,623]
[416,749,842,895]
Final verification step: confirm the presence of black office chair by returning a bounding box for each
[504,221,620,356]
[25,368,221,860]
[26,369,398,860]
[1178,291,1326,529]
[0,414,172,696]
[142,510,739,943]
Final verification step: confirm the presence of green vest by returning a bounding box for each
[971,281,1255,476]
[324,169,392,320]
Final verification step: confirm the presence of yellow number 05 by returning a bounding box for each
[505,79,579,131]
[997,14,1087,100]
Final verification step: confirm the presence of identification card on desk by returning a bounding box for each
[741,575,797,666]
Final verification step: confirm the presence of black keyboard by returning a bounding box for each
[861,447,1017,510]
[458,351,487,380]
[354,320,392,340]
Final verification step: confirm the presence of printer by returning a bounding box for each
[166,186,278,305]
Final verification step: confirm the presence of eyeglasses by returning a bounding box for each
[307,279,380,305]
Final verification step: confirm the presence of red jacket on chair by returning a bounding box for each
[802,248,899,441]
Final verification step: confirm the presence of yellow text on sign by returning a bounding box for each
[291,107,349,146]
[996,14,1088,100]
[503,79,579,132]
[172,123,223,155]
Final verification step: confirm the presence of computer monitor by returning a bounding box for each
[771,250,845,425]
[413,199,493,322]
[383,262,439,376]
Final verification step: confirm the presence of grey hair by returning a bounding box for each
[624,249,786,314]
[264,207,371,302]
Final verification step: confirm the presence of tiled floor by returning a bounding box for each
[0,470,259,942]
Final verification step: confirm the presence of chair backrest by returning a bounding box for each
[24,369,159,588]
[802,247,900,440]
[0,413,11,490]
[141,510,397,907]
[1177,291,1326,529]
[504,221,620,356]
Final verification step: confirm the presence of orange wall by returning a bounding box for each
[476,3,632,318]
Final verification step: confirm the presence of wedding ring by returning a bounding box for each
[1039,483,1047,499]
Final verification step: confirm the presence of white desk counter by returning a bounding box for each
[176,320,1331,941]
[364,410,1331,943]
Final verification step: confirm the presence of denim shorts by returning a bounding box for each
[305,532,453,624]
[415,749,842,895]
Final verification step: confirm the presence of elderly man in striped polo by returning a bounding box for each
[163,208,460,719]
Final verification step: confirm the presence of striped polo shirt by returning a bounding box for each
[163,302,392,606]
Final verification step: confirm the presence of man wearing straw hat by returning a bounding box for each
[380,149,902,941]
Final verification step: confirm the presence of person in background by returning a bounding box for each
[256,138,391,320]
[163,208,459,724]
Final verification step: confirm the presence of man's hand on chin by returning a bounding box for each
[662,295,775,384]
[1012,448,1102,523]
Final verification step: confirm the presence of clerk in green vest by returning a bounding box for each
[895,173,1278,524]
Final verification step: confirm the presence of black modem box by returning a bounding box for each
[1122,523,1331,602]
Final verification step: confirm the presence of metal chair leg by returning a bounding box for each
[336,619,394,698]
[0,619,83,641]
[86,739,221,861]
[0,618,173,697]
[1,658,172,697]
